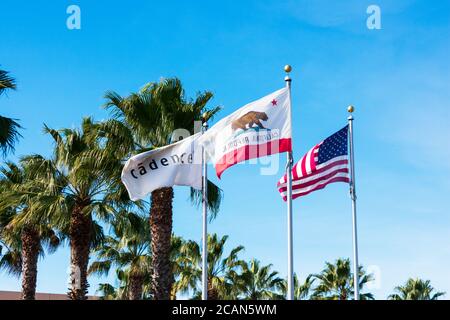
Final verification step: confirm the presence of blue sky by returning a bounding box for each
[1,0,449,299]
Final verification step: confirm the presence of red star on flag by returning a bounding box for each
[271,99,278,106]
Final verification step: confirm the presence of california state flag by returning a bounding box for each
[199,88,292,178]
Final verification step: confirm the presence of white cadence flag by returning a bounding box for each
[121,133,202,201]
[198,88,292,178]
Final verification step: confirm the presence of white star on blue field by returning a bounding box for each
[1,0,449,299]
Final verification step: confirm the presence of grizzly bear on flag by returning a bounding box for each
[231,111,268,131]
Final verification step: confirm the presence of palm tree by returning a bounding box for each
[89,211,152,300]
[388,278,445,300]
[233,259,284,300]
[101,78,222,300]
[312,258,374,300]
[0,69,22,157]
[23,117,128,299]
[175,234,245,300]
[0,160,61,300]
[94,234,188,300]
[279,273,316,300]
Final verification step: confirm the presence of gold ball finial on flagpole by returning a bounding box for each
[348,105,355,113]
[284,65,292,83]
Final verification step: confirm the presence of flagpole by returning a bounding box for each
[284,65,294,300]
[347,105,360,300]
[201,117,209,301]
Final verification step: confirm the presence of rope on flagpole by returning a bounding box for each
[284,65,295,300]
[201,114,209,301]
[348,105,360,300]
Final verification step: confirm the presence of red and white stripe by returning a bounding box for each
[215,138,292,179]
[277,143,349,201]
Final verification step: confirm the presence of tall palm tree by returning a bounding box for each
[0,160,61,300]
[233,259,284,300]
[0,69,22,157]
[388,278,445,300]
[101,78,222,300]
[175,234,245,300]
[89,210,152,300]
[312,258,374,300]
[23,118,128,299]
[279,273,316,300]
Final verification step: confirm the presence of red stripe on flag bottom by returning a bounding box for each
[300,159,348,180]
[215,138,292,179]
[292,177,350,200]
[278,168,348,193]
[292,168,349,190]
[278,177,350,202]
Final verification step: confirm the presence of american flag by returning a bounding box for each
[278,126,350,201]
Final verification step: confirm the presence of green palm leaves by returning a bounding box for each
[0,69,21,157]
[279,274,315,300]
[175,234,245,300]
[312,258,374,300]
[102,78,220,151]
[0,70,16,94]
[389,278,445,300]
[234,259,284,300]
[89,211,152,300]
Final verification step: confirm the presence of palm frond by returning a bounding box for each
[189,180,223,220]
[0,249,22,277]
[0,69,16,95]
[0,116,22,157]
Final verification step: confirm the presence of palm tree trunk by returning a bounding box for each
[20,226,40,300]
[207,282,219,300]
[68,201,92,300]
[150,187,173,300]
[128,274,144,300]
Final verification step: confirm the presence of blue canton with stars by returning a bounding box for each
[317,126,349,164]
